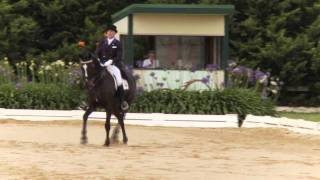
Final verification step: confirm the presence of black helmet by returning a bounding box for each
[104,25,118,33]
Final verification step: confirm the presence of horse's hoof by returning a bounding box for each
[123,138,128,145]
[104,142,110,147]
[238,119,244,128]
[81,137,88,144]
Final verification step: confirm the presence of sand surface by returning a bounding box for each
[0,119,319,180]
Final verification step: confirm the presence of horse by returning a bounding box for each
[79,54,136,146]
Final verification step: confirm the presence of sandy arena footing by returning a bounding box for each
[0,119,319,180]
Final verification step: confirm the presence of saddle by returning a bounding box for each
[100,67,130,91]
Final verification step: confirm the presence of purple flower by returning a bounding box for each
[135,60,142,68]
[190,66,197,73]
[246,68,254,82]
[201,77,209,84]
[232,65,247,75]
[125,64,134,70]
[248,74,255,83]
[125,65,134,75]
[156,82,164,87]
[15,83,22,89]
[206,64,218,72]
[254,70,266,81]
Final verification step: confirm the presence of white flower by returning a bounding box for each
[31,60,35,67]
[45,65,51,70]
[259,75,268,84]
[3,58,9,65]
[270,81,277,86]
[229,62,237,67]
[55,60,65,66]
[54,73,58,77]
[271,89,278,94]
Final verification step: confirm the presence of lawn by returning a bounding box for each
[279,112,320,122]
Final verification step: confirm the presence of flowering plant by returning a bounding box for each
[0,57,15,83]
[228,61,282,100]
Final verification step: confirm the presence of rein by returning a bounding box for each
[80,60,93,64]
[80,59,106,90]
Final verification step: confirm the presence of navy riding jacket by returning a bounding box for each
[95,38,122,67]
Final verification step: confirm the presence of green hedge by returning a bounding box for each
[0,83,276,116]
[130,89,277,116]
[0,83,84,110]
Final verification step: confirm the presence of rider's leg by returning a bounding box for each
[108,65,129,111]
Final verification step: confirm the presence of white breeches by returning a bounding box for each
[106,65,122,87]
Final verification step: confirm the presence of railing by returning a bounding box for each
[1,108,319,135]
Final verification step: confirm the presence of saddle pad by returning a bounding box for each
[110,73,129,90]
[123,79,129,90]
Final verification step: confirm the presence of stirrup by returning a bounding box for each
[121,101,129,111]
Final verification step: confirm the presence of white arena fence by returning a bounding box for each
[0,108,319,135]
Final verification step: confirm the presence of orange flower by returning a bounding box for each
[78,40,86,47]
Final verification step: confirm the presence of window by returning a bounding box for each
[122,35,222,70]
[155,36,205,69]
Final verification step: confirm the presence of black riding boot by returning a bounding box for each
[117,85,129,111]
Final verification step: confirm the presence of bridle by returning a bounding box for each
[80,54,119,92]
[80,58,105,90]
[80,59,93,82]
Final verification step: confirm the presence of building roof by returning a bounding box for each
[112,4,235,22]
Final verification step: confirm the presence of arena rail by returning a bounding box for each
[0,108,319,135]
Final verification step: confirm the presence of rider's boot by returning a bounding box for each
[117,85,129,111]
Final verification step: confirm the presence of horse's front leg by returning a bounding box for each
[81,107,93,144]
[104,112,112,146]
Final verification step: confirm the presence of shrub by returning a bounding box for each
[0,82,84,110]
[130,88,277,116]
[0,82,276,117]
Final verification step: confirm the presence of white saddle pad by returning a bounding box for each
[110,73,129,91]
[123,79,129,90]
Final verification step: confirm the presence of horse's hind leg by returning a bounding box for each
[81,107,93,144]
[104,112,112,146]
[118,112,128,144]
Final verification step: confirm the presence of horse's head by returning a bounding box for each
[80,53,102,88]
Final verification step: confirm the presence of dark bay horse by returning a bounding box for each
[79,55,136,146]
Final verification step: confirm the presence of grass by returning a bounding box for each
[279,112,320,122]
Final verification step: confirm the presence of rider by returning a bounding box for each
[95,24,129,111]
